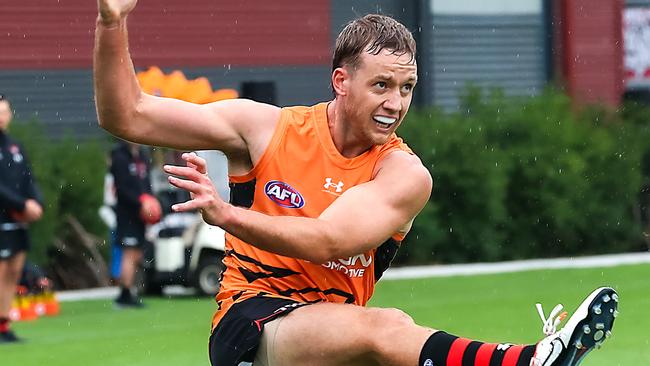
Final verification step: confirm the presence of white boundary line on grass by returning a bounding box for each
[56,251,650,301]
[57,286,118,302]
[381,251,650,280]
[56,285,193,302]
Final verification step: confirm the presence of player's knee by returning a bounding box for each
[375,307,414,326]
[365,308,415,350]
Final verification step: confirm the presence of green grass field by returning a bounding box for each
[3,263,648,366]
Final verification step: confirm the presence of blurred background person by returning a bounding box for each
[0,94,43,343]
[19,260,52,294]
[110,140,161,308]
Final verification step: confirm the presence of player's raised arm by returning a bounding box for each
[93,0,279,154]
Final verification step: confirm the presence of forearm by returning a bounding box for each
[221,205,343,264]
[93,17,143,137]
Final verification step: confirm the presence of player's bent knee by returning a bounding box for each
[356,308,419,364]
[371,307,415,327]
[365,308,416,354]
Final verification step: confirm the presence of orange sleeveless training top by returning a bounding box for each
[212,102,413,329]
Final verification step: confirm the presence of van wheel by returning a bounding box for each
[194,255,224,296]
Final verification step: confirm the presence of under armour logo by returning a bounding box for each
[423,359,434,366]
[323,178,344,193]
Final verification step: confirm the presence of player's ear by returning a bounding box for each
[331,67,350,97]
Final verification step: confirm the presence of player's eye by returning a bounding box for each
[401,84,413,93]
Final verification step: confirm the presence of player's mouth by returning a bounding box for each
[373,115,398,130]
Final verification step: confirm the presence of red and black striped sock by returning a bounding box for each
[0,317,10,333]
[419,331,536,366]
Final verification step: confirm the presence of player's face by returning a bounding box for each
[0,101,12,131]
[345,49,417,145]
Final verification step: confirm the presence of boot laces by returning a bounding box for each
[536,303,568,336]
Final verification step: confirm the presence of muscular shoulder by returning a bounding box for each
[206,99,280,169]
[374,151,432,205]
[206,99,280,143]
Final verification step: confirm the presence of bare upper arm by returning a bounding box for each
[318,151,432,258]
[105,94,280,167]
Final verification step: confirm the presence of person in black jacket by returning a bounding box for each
[110,140,161,308]
[0,94,43,343]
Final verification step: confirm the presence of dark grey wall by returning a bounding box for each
[0,65,331,140]
[0,70,99,139]
[627,0,650,6]
[185,66,332,106]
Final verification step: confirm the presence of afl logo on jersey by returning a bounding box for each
[264,180,305,208]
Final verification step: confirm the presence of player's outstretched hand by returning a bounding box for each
[97,0,138,25]
[164,152,228,227]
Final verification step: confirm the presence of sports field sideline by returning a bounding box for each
[4,253,649,366]
[57,251,650,302]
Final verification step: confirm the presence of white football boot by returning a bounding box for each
[530,287,618,366]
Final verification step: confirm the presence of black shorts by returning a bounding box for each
[116,225,146,249]
[208,296,309,366]
[0,229,30,260]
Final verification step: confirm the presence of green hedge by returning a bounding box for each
[8,121,108,265]
[397,88,648,264]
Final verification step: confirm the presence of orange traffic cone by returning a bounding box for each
[43,290,60,316]
[33,293,47,317]
[19,300,38,321]
[15,286,37,321]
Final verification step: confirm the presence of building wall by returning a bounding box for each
[330,0,419,46]
[556,0,624,107]
[0,0,331,69]
[1,0,430,139]
[2,0,576,138]
[0,0,334,139]
[427,0,548,110]
[627,0,650,7]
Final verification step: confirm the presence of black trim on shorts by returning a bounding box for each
[0,229,29,260]
[208,296,309,366]
[116,225,146,249]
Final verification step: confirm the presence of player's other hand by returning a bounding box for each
[11,199,43,223]
[97,0,138,26]
[163,152,228,227]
